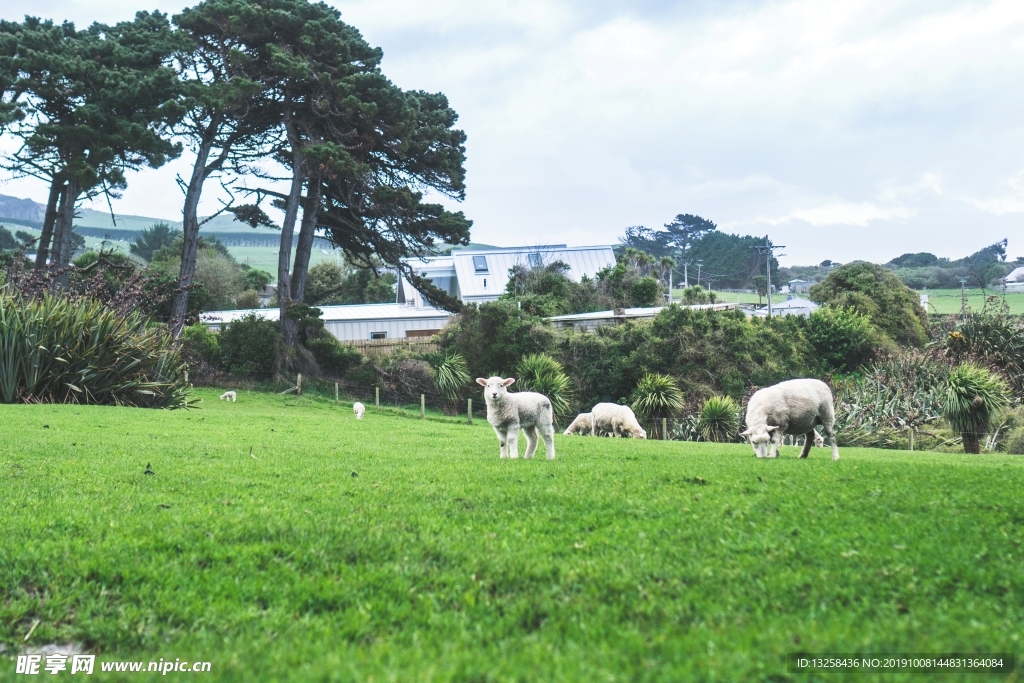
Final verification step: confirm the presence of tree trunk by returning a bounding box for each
[290,179,321,303]
[34,177,63,270]
[169,135,216,337]
[962,432,982,454]
[277,106,306,346]
[50,178,81,290]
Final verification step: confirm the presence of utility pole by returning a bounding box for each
[959,277,968,316]
[696,259,704,288]
[682,261,689,288]
[754,235,786,318]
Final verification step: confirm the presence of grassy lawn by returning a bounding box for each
[2,389,1022,681]
[673,288,1024,315]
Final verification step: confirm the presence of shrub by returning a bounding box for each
[306,336,363,379]
[943,363,1011,454]
[1005,428,1024,455]
[933,297,1024,397]
[436,301,556,380]
[515,353,574,420]
[433,352,471,415]
[235,290,262,309]
[218,314,278,379]
[630,372,684,438]
[698,395,740,442]
[0,294,189,408]
[805,305,879,374]
[809,261,929,348]
[630,277,660,307]
[180,323,221,368]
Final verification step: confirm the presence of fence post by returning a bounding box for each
[296,373,302,395]
[421,394,425,418]
[662,418,667,440]
[184,370,188,384]
[909,428,914,451]
[467,398,472,424]
[375,386,379,407]
[335,382,339,403]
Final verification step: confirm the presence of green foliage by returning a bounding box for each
[630,373,684,419]
[436,301,556,380]
[1006,428,1024,455]
[630,277,660,307]
[433,352,471,403]
[943,363,1011,453]
[0,224,18,251]
[218,313,278,379]
[681,285,710,305]
[805,306,879,373]
[180,323,221,369]
[686,230,778,289]
[933,297,1024,397]
[698,395,740,443]
[0,293,189,407]
[809,261,929,348]
[305,261,398,306]
[234,290,261,309]
[130,222,181,262]
[515,353,574,419]
[305,336,363,379]
[500,260,604,316]
[239,264,273,293]
[750,275,767,301]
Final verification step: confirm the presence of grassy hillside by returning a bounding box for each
[1,390,1021,681]
[675,288,1024,315]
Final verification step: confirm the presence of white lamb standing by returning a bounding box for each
[563,412,594,436]
[590,402,647,439]
[219,391,236,402]
[353,402,365,420]
[741,378,839,460]
[476,376,556,459]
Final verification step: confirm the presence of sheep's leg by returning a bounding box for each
[507,427,520,459]
[494,427,508,459]
[799,431,814,458]
[539,423,556,460]
[824,426,840,461]
[523,426,538,459]
[768,431,783,458]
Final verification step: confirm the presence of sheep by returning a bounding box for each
[219,391,236,402]
[563,412,594,435]
[590,403,647,439]
[353,402,365,420]
[476,376,556,460]
[741,378,839,460]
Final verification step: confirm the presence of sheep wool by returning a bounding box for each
[590,403,647,439]
[353,402,365,419]
[741,378,839,460]
[476,376,556,460]
[563,412,594,436]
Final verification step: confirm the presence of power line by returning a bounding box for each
[753,235,785,317]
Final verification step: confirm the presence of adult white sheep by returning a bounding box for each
[476,376,556,459]
[353,402,365,420]
[741,378,839,460]
[590,403,647,439]
[564,412,594,436]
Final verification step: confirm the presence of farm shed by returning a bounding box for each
[745,297,820,318]
[200,303,453,342]
[548,303,738,332]
[397,244,617,307]
[788,279,812,294]
[1002,266,1024,292]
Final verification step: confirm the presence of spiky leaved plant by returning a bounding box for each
[699,395,740,443]
[943,363,1010,454]
[433,352,471,416]
[515,353,574,421]
[630,373,684,439]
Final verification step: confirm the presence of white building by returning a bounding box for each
[1002,266,1024,292]
[746,297,820,318]
[200,303,453,341]
[397,245,616,307]
[548,303,738,332]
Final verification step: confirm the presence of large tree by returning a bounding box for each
[0,14,183,282]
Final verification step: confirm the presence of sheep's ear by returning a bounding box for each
[767,425,781,433]
[739,429,752,437]
[503,378,516,387]
[476,378,488,386]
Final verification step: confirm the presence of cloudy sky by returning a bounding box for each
[2,0,1023,264]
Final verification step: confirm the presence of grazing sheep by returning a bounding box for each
[813,429,825,448]
[564,412,594,435]
[741,378,839,460]
[219,391,236,402]
[590,403,647,439]
[476,376,556,460]
[353,402,365,420]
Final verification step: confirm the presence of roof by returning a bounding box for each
[451,245,616,300]
[200,303,452,326]
[548,302,737,323]
[1005,266,1024,283]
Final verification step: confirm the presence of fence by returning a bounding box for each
[343,337,439,358]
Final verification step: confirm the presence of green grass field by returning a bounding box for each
[2,390,1023,681]
[674,288,1024,315]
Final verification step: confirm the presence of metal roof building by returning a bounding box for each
[548,303,738,332]
[398,245,617,307]
[200,303,453,342]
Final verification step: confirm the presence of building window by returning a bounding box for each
[370,332,387,340]
[527,252,542,269]
[473,255,488,273]
[483,278,487,289]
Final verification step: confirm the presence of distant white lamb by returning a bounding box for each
[741,378,839,460]
[590,403,647,439]
[563,412,594,435]
[353,402,365,420]
[476,376,556,459]
[219,391,236,402]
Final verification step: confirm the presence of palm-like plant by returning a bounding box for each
[515,353,574,420]
[433,352,471,415]
[943,363,1010,454]
[630,373,684,438]
[698,395,740,442]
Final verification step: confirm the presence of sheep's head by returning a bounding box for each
[740,425,779,458]
[628,425,647,439]
[477,376,515,402]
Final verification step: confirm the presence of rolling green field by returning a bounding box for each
[2,389,1023,681]
[673,288,1024,315]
